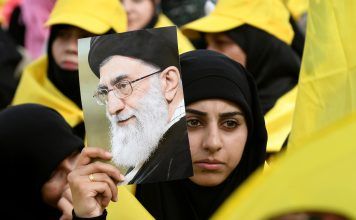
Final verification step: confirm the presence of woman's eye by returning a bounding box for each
[187,119,201,128]
[222,120,238,129]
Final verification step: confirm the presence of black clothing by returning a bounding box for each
[0,28,22,109]
[129,117,193,184]
[136,50,267,219]
[289,16,305,58]
[47,25,82,109]
[7,6,25,47]
[73,210,108,220]
[0,104,84,219]
[226,24,301,114]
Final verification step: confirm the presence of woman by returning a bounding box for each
[120,0,194,54]
[11,0,126,139]
[69,50,267,219]
[0,104,84,219]
[182,0,301,152]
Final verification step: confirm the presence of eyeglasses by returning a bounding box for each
[93,70,162,106]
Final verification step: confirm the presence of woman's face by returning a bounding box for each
[187,99,248,186]
[121,0,155,31]
[41,152,80,208]
[52,26,91,71]
[205,33,247,67]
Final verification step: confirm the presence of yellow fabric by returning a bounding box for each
[182,0,294,45]
[155,14,194,55]
[265,86,298,152]
[288,0,356,149]
[12,56,83,127]
[212,1,356,218]
[213,112,356,219]
[46,0,127,34]
[285,0,309,21]
[107,185,154,220]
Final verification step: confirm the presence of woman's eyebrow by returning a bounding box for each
[219,111,244,118]
[186,109,207,116]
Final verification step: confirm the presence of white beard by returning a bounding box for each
[107,77,169,168]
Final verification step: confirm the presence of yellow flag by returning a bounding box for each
[288,0,356,148]
[212,1,356,218]
[107,185,154,220]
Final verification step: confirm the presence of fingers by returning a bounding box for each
[86,173,118,202]
[68,148,125,218]
[76,161,124,183]
[61,187,72,204]
[68,160,124,217]
[57,195,73,220]
[91,181,113,207]
[72,181,112,217]
[76,147,112,167]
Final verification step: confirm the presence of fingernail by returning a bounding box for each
[119,174,125,181]
[105,151,112,157]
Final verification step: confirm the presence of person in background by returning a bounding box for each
[120,0,194,54]
[11,0,127,139]
[68,50,267,219]
[0,104,84,219]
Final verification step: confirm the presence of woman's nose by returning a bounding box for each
[202,125,223,153]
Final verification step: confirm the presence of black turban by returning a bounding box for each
[88,26,179,77]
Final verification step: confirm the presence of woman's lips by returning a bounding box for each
[194,159,224,171]
[61,61,78,71]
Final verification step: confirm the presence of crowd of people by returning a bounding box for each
[0,0,355,219]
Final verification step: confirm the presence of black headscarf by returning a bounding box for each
[135,50,267,219]
[0,104,84,219]
[226,24,301,114]
[47,25,82,109]
[0,28,22,109]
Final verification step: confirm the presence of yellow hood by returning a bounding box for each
[12,56,83,127]
[182,0,294,45]
[46,0,127,34]
[285,0,309,21]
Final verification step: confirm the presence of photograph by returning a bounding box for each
[78,26,193,185]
